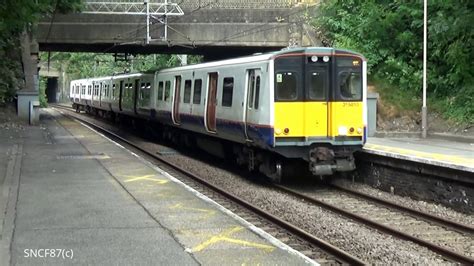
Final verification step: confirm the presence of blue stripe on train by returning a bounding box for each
[155,111,274,147]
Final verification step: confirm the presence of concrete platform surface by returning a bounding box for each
[365,137,473,172]
[0,108,315,265]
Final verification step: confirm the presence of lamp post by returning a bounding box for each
[422,0,428,138]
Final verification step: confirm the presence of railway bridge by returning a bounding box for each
[37,0,320,57]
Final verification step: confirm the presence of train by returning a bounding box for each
[70,47,367,182]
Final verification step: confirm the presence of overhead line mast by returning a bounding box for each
[83,1,184,43]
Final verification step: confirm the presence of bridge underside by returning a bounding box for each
[37,8,318,58]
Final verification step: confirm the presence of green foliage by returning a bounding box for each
[39,77,48,108]
[313,0,473,124]
[42,52,203,80]
[0,0,83,104]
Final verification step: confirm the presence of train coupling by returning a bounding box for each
[309,147,355,176]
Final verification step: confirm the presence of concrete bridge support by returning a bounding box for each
[17,31,40,124]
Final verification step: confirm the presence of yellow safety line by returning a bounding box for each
[190,226,275,253]
[365,143,474,167]
[123,174,169,184]
[169,203,216,219]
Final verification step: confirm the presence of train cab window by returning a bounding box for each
[338,71,362,100]
[183,80,192,103]
[193,79,202,104]
[222,77,234,107]
[164,81,171,102]
[275,72,297,101]
[157,81,164,101]
[308,71,327,100]
[254,76,260,109]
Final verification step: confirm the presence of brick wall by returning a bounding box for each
[354,153,474,214]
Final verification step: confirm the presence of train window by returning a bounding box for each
[157,81,164,101]
[112,84,116,99]
[183,80,192,103]
[143,83,151,101]
[222,77,234,107]
[248,71,255,108]
[164,81,171,102]
[254,76,260,109]
[193,79,202,104]
[338,71,362,100]
[309,71,327,100]
[275,72,297,101]
[140,83,145,100]
[88,85,91,95]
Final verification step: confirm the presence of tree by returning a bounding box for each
[313,0,473,123]
[0,0,82,104]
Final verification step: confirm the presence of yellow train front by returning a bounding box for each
[270,47,367,177]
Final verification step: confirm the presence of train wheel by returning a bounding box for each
[259,157,283,183]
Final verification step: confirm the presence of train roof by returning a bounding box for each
[158,47,365,74]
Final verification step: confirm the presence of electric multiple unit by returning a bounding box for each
[70,47,367,181]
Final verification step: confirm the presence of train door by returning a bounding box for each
[172,76,181,124]
[305,64,329,138]
[77,84,81,103]
[99,82,103,107]
[92,82,96,106]
[205,72,218,132]
[119,80,124,111]
[244,69,262,140]
[133,79,139,114]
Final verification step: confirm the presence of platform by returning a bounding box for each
[0,108,314,265]
[364,137,473,173]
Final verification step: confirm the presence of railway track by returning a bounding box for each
[51,104,474,264]
[274,184,474,264]
[51,105,365,265]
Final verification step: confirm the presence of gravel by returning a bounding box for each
[333,178,474,227]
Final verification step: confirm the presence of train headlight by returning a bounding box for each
[357,127,363,134]
[323,56,330,62]
[310,56,318,62]
[349,127,355,134]
[284,128,290,134]
[338,126,347,136]
[275,128,282,135]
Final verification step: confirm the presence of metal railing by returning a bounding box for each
[83,0,318,11]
